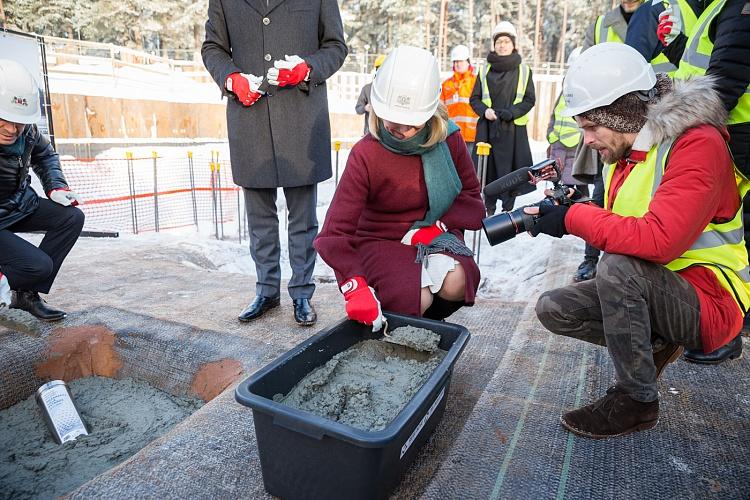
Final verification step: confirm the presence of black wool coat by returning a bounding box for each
[202,0,348,188]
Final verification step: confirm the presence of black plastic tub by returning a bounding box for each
[235,312,470,500]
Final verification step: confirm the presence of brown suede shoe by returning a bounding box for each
[561,386,659,439]
[653,343,683,379]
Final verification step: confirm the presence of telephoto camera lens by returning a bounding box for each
[482,207,537,246]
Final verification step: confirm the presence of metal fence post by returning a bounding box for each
[126,151,138,234]
[210,155,219,240]
[187,150,198,229]
[473,142,492,264]
[334,140,342,187]
[215,150,224,240]
[152,151,159,233]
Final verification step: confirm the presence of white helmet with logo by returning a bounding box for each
[450,44,471,62]
[491,21,517,40]
[0,59,41,124]
[370,46,441,126]
[562,43,656,117]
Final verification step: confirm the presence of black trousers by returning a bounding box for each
[0,198,85,294]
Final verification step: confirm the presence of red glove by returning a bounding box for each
[266,55,310,87]
[657,6,681,47]
[225,72,265,107]
[401,221,447,246]
[340,276,384,331]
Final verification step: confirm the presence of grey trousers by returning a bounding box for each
[535,253,703,402]
[243,185,318,300]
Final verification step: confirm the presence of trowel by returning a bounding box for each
[379,319,441,353]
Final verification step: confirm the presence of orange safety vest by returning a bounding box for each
[440,71,478,143]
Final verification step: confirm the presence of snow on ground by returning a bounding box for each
[60,139,586,302]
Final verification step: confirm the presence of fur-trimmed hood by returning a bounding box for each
[632,76,728,151]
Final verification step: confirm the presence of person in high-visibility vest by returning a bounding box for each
[531,43,748,439]
[469,21,535,216]
[355,54,386,135]
[625,0,701,75]
[440,45,479,150]
[546,47,587,197]
[659,0,750,363]
[571,0,644,285]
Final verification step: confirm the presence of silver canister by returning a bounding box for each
[35,380,89,444]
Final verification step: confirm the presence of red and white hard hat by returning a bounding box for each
[0,59,41,124]
[370,46,441,126]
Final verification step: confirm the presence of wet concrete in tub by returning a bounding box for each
[0,376,203,500]
[278,326,446,431]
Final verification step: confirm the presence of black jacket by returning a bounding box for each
[0,124,67,230]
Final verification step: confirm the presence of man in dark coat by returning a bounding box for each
[0,59,84,321]
[202,0,347,326]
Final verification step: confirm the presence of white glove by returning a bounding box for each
[0,273,11,308]
[49,188,83,206]
[657,5,682,47]
[266,55,309,87]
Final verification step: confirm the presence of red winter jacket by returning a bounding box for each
[565,125,743,353]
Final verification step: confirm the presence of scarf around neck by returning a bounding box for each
[378,119,474,263]
[0,134,25,157]
[378,120,462,228]
[486,51,521,73]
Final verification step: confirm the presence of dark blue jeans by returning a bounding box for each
[0,198,84,294]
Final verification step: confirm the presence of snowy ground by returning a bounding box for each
[53,139,587,303]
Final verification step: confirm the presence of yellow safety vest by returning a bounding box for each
[604,139,750,313]
[594,12,675,74]
[479,63,531,126]
[673,0,750,125]
[547,93,582,148]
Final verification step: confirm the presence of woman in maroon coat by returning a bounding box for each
[314,46,485,330]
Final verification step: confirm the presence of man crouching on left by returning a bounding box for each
[0,59,84,321]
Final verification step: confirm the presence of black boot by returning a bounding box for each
[10,291,66,321]
[238,295,280,322]
[573,257,598,283]
[292,298,317,326]
[423,296,464,321]
[683,335,742,364]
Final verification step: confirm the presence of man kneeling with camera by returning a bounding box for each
[528,43,748,439]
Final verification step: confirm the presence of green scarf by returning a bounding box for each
[378,119,473,263]
[378,119,462,228]
[0,135,25,157]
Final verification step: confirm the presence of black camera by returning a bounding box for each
[481,159,585,246]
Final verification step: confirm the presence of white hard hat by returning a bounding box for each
[0,59,41,124]
[491,21,517,40]
[450,45,471,62]
[562,43,656,117]
[370,46,441,126]
[566,47,583,65]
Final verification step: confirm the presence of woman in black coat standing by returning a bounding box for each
[470,21,535,215]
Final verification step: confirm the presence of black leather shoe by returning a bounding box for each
[238,295,280,322]
[573,257,598,283]
[293,298,317,326]
[10,291,66,321]
[683,335,742,364]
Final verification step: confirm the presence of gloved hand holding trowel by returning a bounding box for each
[267,55,310,87]
[225,73,266,107]
[340,276,385,332]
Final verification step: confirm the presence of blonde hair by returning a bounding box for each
[368,103,450,148]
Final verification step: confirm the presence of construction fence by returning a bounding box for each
[62,152,246,241]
